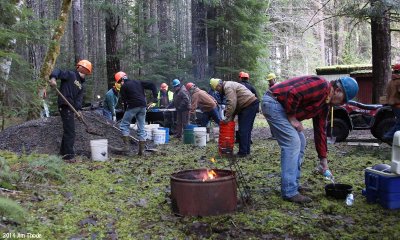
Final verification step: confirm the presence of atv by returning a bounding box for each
[327,100,395,142]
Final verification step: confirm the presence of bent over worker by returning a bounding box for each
[210,78,259,157]
[118,72,158,155]
[49,60,93,161]
[103,74,124,122]
[261,75,358,203]
[186,82,221,127]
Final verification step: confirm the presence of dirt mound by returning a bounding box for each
[0,111,138,157]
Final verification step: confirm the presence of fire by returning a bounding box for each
[202,169,217,182]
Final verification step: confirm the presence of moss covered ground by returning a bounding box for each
[0,127,399,239]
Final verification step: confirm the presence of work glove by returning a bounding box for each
[49,78,57,87]
[112,116,117,122]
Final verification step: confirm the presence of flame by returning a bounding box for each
[202,169,217,182]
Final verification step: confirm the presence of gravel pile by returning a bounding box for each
[0,111,138,157]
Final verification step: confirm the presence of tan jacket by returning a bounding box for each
[190,87,217,113]
[222,81,258,121]
[387,74,400,106]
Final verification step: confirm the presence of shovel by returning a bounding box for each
[52,87,102,136]
[327,106,336,144]
[109,124,158,153]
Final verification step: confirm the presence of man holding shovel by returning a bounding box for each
[118,72,158,155]
[49,60,93,161]
[261,76,358,203]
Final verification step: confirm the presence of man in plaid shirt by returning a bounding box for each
[261,75,358,203]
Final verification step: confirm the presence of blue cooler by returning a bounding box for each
[363,167,400,209]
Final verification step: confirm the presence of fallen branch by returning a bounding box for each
[0,187,21,193]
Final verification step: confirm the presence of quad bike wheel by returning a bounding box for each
[371,118,395,142]
[327,118,350,142]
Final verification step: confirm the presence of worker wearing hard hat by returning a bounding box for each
[49,59,93,161]
[118,71,158,156]
[210,78,259,157]
[267,73,277,88]
[238,72,258,99]
[152,82,174,108]
[172,79,190,139]
[186,82,221,127]
[261,75,359,203]
[103,74,124,122]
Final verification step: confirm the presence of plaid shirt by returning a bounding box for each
[270,75,331,159]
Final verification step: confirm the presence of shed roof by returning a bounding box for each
[315,64,372,75]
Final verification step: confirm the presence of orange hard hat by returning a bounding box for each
[76,60,92,75]
[186,82,195,90]
[239,71,249,78]
[114,71,127,82]
[160,83,168,90]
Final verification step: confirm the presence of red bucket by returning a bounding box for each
[218,121,235,156]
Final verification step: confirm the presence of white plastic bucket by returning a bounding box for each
[193,127,207,147]
[149,124,160,129]
[90,139,108,161]
[145,125,153,140]
[153,129,166,145]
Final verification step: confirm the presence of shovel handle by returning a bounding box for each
[53,87,80,116]
[52,87,89,127]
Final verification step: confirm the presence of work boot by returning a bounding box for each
[138,141,146,156]
[285,194,312,204]
[122,136,131,152]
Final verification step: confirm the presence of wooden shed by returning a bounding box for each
[315,64,394,104]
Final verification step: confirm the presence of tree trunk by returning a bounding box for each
[105,0,120,90]
[0,0,22,129]
[158,0,171,45]
[207,4,216,78]
[72,0,85,63]
[191,0,207,83]
[31,0,72,120]
[370,0,391,103]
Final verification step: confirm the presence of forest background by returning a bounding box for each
[1,0,400,126]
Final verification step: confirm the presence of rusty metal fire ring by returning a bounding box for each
[170,169,237,216]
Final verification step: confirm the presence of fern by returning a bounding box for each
[19,155,65,184]
[0,197,26,224]
[0,157,19,189]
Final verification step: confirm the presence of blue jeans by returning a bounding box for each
[200,107,221,127]
[102,109,112,121]
[238,101,259,155]
[120,107,147,140]
[383,107,400,140]
[261,94,306,198]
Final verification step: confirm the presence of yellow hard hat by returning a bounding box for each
[210,78,222,90]
[267,73,276,81]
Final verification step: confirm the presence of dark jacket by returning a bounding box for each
[120,79,158,109]
[173,85,190,111]
[241,80,259,99]
[50,69,85,110]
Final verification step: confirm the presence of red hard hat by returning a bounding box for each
[186,82,195,90]
[239,72,249,78]
[114,71,127,82]
[393,64,400,71]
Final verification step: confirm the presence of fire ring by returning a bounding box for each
[170,169,237,216]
